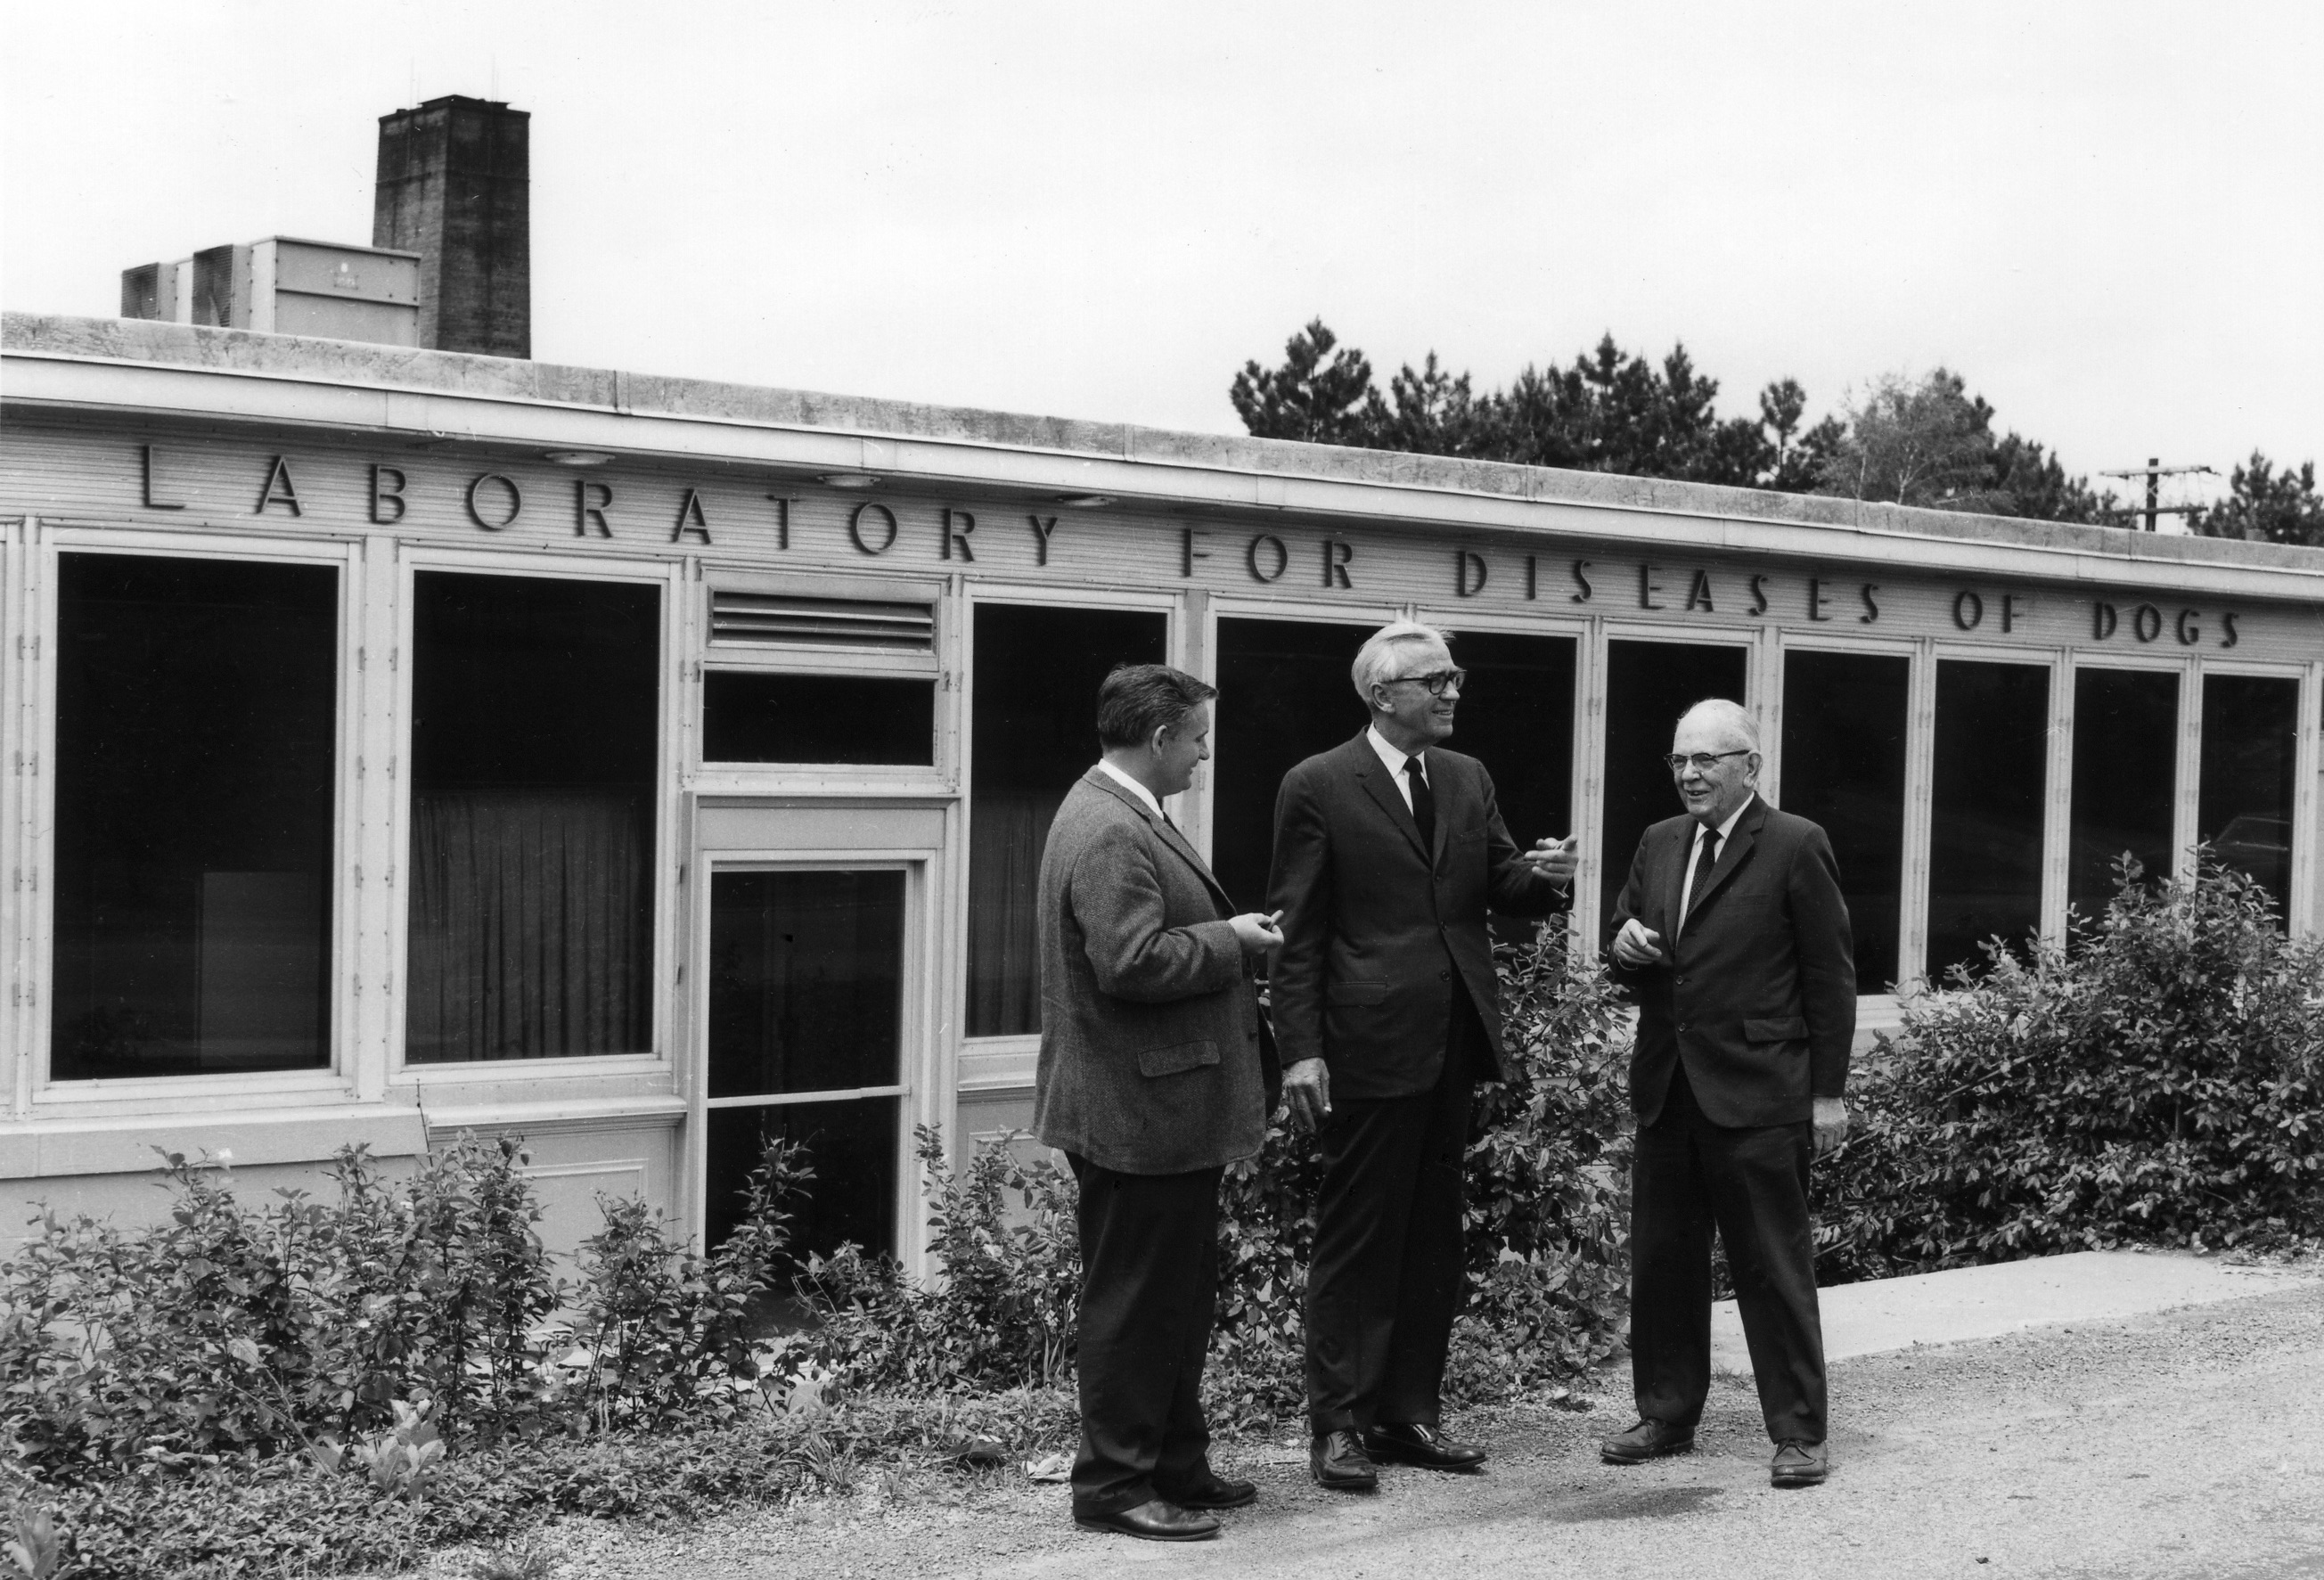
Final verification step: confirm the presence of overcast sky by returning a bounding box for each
[5,1,2319,508]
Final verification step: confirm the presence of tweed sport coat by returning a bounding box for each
[1265,732,1566,1101]
[1607,796,1857,1129]
[1032,769,1272,1175]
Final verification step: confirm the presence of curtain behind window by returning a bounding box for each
[406,789,652,1061]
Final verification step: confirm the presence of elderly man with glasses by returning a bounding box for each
[1266,619,1576,1492]
[1601,697,1855,1489]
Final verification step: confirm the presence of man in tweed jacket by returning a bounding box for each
[1033,663,1284,1543]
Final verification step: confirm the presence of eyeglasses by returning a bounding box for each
[1384,668,1467,696]
[1664,749,1751,774]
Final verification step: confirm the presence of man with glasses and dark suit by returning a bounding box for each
[1267,619,1577,1492]
[1600,697,1854,1489]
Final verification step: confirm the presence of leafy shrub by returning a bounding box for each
[801,1126,1079,1395]
[1816,856,2324,1277]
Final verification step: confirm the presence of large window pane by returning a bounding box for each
[708,870,904,1098]
[705,1097,898,1259]
[1600,641,1749,929]
[966,603,1166,1036]
[1437,631,1575,939]
[701,671,933,765]
[1928,660,2050,980]
[1781,651,1908,989]
[1213,618,1379,911]
[406,573,659,1061]
[2198,674,2299,924]
[2069,668,2178,921]
[50,553,338,1079]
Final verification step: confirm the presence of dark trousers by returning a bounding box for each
[1303,1005,1483,1436]
[1630,1064,1828,1445]
[1067,1153,1223,1516]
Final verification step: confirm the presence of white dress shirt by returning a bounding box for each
[1365,725,1426,812]
[1678,794,1755,936]
[1095,758,1166,822]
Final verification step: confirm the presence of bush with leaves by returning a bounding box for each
[1814,856,2324,1278]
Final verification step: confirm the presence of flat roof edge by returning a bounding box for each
[7,310,2321,583]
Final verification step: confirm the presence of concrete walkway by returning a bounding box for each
[1712,1248,2319,1372]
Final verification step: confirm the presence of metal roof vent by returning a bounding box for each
[708,590,936,653]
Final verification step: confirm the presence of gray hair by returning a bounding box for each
[1677,697,1760,753]
[1350,619,1452,702]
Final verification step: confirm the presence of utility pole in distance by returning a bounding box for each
[2098,458,2215,531]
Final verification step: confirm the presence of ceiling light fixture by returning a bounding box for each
[543,450,616,466]
[818,472,881,489]
[1054,494,1116,508]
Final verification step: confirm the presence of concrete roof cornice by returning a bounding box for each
[5,310,2320,604]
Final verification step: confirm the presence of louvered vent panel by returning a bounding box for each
[709,591,936,652]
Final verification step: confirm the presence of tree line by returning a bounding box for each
[1228,321,2323,547]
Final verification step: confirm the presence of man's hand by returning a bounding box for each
[1812,1097,1850,1157]
[1230,909,1285,956]
[1282,1056,1331,1132]
[1520,834,1580,888]
[1611,918,1666,968]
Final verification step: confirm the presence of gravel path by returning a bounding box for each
[420,1280,2324,1580]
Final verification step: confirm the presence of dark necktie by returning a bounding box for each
[1403,754,1436,850]
[1684,827,1722,925]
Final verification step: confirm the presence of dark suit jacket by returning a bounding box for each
[1033,769,1272,1175]
[1608,796,1856,1129]
[1267,732,1566,1101]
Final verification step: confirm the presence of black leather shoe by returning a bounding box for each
[1310,1429,1379,1491]
[1165,1473,1258,1510]
[1769,1439,1829,1487]
[1362,1422,1487,1469]
[1599,1419,1696,1464]
[1073,1498,1222,1541]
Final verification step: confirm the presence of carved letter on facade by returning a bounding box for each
[464,473,521,531]
[257,455,303,517]
[1807,578,1831,621]
[1248,535,1289,583]
[1570,561,1593,603]
[2175,609,2201,645]
[1324,539,1354,589]
[768,495,794,551]
[2093,602,2118,640]
[370,464,407,525]
[1456,550,1488,598]
[669,488,713,544]
[1028,514,1060,566]
[573,479,614,537]
[1748,573,1770,616]
[1639,564,1665,610]
[1686,570,1714,612]
[1181,527,1210,577]
[848,502,898,555]
[142,446,186,510]
[1952,589,1984,631]
[2132,603,2163,643]
[941,508,977,561]
[2219,611,2238,648]
[2001,594,2025,634]
[1859,584,1880,624]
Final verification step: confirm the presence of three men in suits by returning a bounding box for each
[1601,698,1854,1488]
[1267,620,1576,1491]
[1033,663,1285,1542]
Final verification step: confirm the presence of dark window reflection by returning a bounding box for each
[2198,674,2299,925]
[1928,660,2050,980]
[1601,641,1750,930]
[406,572,659,1062]
[2069,668,2178,921]
[967,604,1166,1036]
[51,553,338,1079]
[1214,618,1377,913]
[705,1097,898,1260]
[1436,632,1575,940]
[708,869,904,1098]
[702,671,934,765]
[1781,651,1908,988]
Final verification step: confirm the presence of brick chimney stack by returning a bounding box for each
[372,96,530,358]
